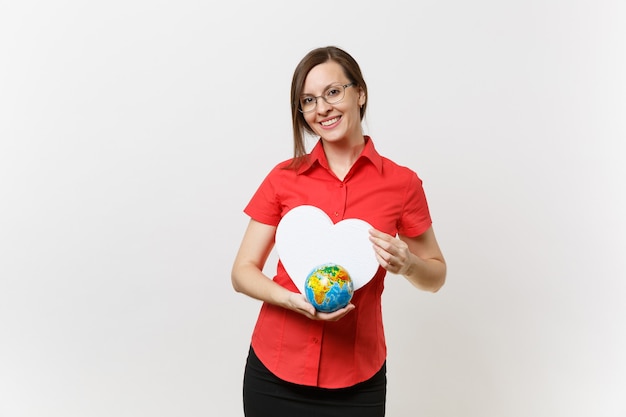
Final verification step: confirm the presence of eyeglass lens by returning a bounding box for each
[300,84,348,112]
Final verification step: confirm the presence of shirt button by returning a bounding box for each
[334,212,339,217]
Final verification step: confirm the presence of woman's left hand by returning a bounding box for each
[369,226,446,292]
[368,228,410,275]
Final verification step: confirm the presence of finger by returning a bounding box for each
[290,293,317,316]
[372,237,396,254]
[302,300,317,316]
[316,304,355,321]
[369,228,393,242]
[372,241,391,258]
[374,250,393,271]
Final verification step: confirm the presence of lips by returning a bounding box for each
[320,116,340,126]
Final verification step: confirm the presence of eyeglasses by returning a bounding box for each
[298,83,355,113]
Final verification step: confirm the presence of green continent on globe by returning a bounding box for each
[304,263,354,313]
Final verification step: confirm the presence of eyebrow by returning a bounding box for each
[301,82,346,96]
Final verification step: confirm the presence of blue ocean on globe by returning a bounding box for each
[304,263,354,313]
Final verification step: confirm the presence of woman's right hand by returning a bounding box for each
[232,220,355,322]
[286,292,355,321]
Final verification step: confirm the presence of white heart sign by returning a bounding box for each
[275,205,380,294]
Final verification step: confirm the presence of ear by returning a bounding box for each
[358,88,366,107]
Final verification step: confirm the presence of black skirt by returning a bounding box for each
[243,346,387,417]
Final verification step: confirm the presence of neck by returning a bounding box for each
[323,136,366,180]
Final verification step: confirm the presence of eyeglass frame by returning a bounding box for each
[298,82,356,113]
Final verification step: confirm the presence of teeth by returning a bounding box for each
[321,117,339,126]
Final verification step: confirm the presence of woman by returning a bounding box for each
[231,46,446,417]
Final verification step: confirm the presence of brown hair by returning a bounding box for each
[288,46,368,169]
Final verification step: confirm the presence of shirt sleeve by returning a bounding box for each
[397,171,432,237]
[243,165,283,227]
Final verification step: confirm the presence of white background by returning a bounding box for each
[1,1,625,416]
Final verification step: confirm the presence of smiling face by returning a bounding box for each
[301,61,366,145]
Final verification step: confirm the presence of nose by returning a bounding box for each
[315,97,332,113]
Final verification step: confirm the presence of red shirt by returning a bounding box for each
[244,136,432,388]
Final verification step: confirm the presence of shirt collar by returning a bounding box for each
[296,135,383,175]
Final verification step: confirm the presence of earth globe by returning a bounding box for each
[304,263,354,313]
